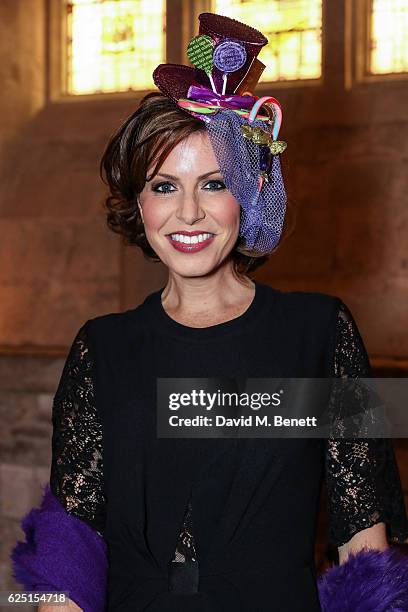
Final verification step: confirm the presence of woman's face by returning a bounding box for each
[138,130,241,278]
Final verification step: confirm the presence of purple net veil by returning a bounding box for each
[205,108,287,254]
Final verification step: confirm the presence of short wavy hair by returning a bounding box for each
[99,92,296,274]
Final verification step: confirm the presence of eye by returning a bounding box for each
[203,180,226,191]
[152,182,176,194]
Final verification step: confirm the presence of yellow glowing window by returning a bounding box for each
[369,0,408,74]
[66,0,165,95]
[212,0,322,82]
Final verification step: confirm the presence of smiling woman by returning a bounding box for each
[11,10,408,612]
[99,92,295,275]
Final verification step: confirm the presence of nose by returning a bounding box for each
[175,192,206,226]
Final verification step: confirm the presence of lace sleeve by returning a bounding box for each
[49,321,106,536]
[324,301,408,548]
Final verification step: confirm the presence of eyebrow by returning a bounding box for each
[155,170,221,181]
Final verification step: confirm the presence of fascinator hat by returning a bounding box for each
[153,12,287,256]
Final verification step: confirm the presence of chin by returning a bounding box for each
[165,256,222,278]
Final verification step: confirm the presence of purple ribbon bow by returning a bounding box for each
[187,84,256,110]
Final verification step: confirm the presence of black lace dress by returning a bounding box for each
[49,282,408,611]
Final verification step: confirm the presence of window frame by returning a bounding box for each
[47,0,174,102]
[48,0,408,104]
[353,0,408,84]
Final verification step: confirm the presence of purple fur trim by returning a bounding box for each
[10,482,108,612]
[317,547,408,612]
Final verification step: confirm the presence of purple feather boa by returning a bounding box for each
[11,485,408,611]
[317,547,408,612]
[10,482,108,612]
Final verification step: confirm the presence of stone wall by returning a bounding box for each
[0,351,61,603]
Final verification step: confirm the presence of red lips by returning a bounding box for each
[166,233,215,253]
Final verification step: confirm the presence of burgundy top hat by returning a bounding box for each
[153,12,268,103]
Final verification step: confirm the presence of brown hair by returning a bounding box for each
[99,92,296,275]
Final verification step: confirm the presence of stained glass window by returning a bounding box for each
[369,0,408,74]
[66,0,165,95]
[212,0,322,82]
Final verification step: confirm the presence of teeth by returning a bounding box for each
[170,233,213,244]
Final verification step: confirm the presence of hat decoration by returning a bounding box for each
[187,35,218,93]
[152,13,288,255]
[213,39,247,95]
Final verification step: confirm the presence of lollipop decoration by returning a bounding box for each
[187,35,217,94]
[213,39,247,95]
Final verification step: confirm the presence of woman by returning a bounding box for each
[11,12,408,612]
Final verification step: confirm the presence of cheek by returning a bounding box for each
[211,193,241,227]
[139,197,167,230]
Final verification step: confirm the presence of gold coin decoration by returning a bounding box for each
[269,140,287,155]
[241,125,287,155]
[241,125,270,145]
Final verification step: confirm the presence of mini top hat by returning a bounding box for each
[151,12,288,256]
[153,12,268,102]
